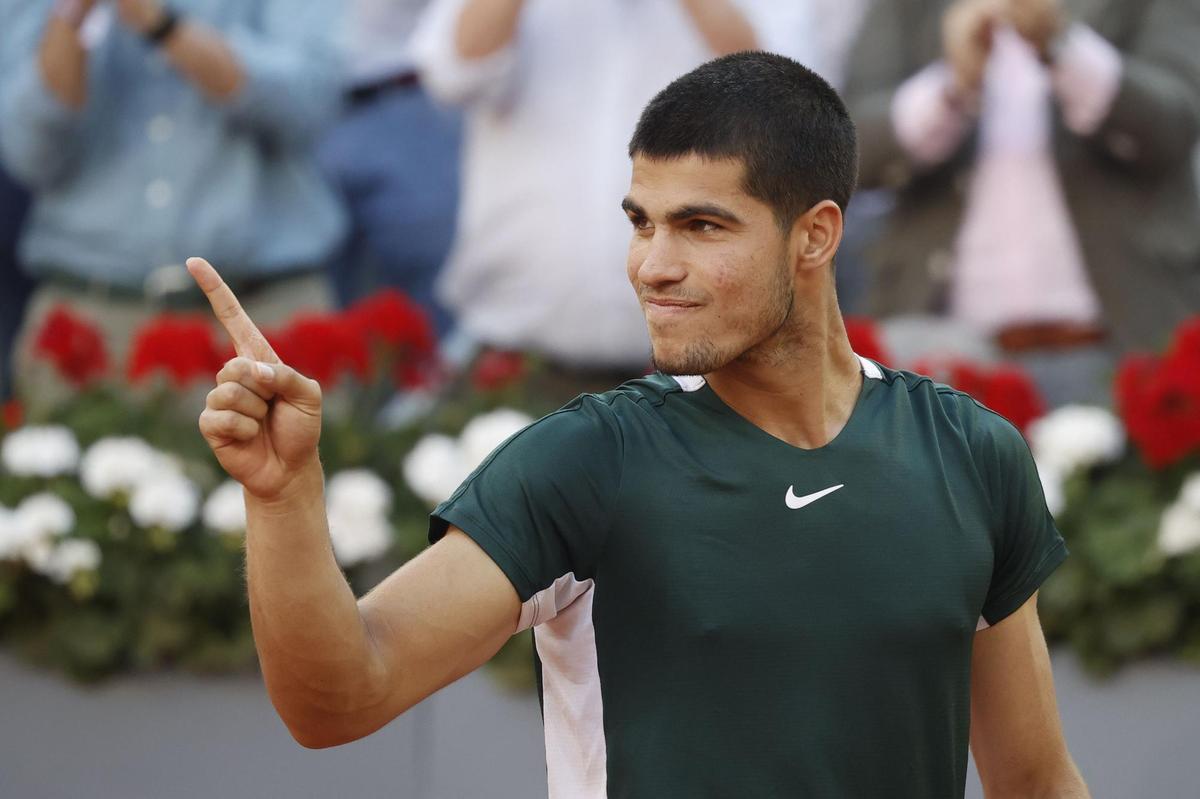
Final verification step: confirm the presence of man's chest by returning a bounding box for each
[595,442,997,660]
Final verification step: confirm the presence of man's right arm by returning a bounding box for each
[248,465,519,748]
[188,257,522,749]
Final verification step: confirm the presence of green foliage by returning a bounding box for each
[1039,453,1200,677]
[0,378,552,690]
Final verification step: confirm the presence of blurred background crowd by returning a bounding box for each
[1,0,1196,409]
[1,2,1199,795]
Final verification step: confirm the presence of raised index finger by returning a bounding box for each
[186,257,279,363]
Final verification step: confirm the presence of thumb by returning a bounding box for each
[258,362,322,413]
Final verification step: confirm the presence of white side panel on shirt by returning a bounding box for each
[520,575,607,799]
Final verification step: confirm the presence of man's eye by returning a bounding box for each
[688,220,719,233]
[630,216,652,231]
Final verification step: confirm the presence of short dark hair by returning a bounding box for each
[628,51,858,227]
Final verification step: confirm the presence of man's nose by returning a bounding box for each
[635,230,687,288]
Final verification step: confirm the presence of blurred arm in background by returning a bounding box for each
[847,0,1200,188]
[0,0,92,188]
[0,0,341,191]
[117,0,343,147]
[1044,0,1200,178]
[416,0,797,111]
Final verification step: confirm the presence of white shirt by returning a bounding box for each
[891,24,1123,333]
[804,0,872,89]
[345,0,431,86]
[412,0,815,367]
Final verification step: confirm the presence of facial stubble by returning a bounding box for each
[650,253,796,376]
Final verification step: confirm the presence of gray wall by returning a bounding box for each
[1,649,1197,798]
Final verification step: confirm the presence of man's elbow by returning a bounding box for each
[274,677,417,750]
[282,702,417,750]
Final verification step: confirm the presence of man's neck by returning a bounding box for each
[702,304,863,450]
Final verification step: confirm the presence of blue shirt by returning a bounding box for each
[0,0,347,288]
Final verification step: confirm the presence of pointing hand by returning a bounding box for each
[188,257,323,501]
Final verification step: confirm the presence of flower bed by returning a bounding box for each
[3,304,1199,681]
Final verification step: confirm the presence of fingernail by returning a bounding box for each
[257,363,274,380]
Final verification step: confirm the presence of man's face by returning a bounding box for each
[623,154,796,376]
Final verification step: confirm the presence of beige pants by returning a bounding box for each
[14,272,331,411]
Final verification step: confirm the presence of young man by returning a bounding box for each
[189,52,1089,798]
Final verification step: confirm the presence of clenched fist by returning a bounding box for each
[943,0,1006,95]
[188,257,323,501]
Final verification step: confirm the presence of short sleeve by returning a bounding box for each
[428,395,623,604]
[975,408,1069,627]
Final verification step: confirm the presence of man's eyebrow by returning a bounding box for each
[665,203,743,226]
[620,197,645,216]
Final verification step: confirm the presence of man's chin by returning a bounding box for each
[649,341,724,376]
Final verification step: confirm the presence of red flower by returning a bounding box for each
[844,317,892,365]
[980,365,1045,434]
[922,360,1046,434]
[345,290,439,387]
[270,313,370,386]
[346,290,435,356]
[472,350,527,392]
[127,315,226,387]
[1117,351,1200,469]
[2,400,23,431]
[32,305,109,386]
[947,362,990,400]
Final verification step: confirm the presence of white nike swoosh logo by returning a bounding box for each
[785,484,844,510]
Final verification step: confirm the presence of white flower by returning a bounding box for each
[129,472,200,532]
[402,409,534,509]
[80,437,166,499]
[327,470,393,521]
[1,426,80,478]
[203,480,247,535]
[402,434,467,507]
[15,493,75,539]
[459,409,533,469]
[1158,501,1200,557]
[0,506,36,560]
[1037,462,1065,518]
[1179,473,1200,514]
[327,507,393,567]
[1028,405,1125,478]
[30,539,101,584]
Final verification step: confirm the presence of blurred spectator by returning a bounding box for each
[319,0,462,336]
[845,0,1200,404]
[0,166,33,402]
[411,0,814,372]
[806,0,878,315]
[0,0,345,385]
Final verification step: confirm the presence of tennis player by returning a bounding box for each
[191,51,1088,798]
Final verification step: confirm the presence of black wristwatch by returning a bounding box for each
[143,6,182,47]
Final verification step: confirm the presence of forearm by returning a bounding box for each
[679,0,758,55]
[38,12,89,109]
[454,0,525,60]
[160,20,245,102]
[244,460,386,745]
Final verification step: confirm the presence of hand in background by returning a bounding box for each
[114,0,166,36]
[188,257,324,501]
[943,0,1006,95]
[51,0,99,28]
[1007,0,1067,57]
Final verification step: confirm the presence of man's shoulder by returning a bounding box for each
[868,360,1024,448]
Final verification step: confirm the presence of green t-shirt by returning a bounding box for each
[430,357,1067,799]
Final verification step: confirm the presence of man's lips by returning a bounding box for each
[643,298,702,321]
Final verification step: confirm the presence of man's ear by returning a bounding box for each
[791,200,844,273]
